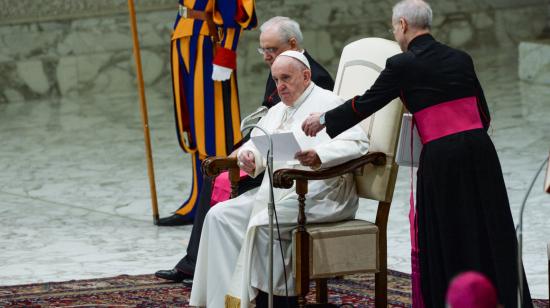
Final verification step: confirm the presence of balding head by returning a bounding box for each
[270,55,311,106]
[392,0,432,29]
[391,0,432,51]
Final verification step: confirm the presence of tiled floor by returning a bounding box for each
[0,48,548,299]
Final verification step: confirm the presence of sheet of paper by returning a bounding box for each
[251,132,302,162]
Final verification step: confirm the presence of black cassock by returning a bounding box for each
[325,34,532,308]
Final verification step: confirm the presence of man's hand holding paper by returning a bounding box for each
[250,131,303,162]
[294,149,321,168]
[248,130,321,169]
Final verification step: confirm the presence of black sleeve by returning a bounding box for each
[474,74,491,130]
[324,96,362,138]
[466,55,491,130]
[324,58,402,137]
[309,61,335,91]
[306,51,335,91]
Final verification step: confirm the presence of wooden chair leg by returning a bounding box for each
[315,278,328,304]
[375,201,390,308]
[295,230,309,308]
[375,268,387,308]
[295,180,309,308]
[228,167,240,198]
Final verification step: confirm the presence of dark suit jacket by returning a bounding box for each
[262,50,335,108]
[324,34,490,138]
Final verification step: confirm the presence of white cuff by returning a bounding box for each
[212,65,233,81]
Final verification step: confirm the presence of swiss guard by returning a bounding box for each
[158,0,257,225]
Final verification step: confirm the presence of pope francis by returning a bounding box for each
[189,50,370,308]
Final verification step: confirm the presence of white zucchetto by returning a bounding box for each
[277,50,310,69]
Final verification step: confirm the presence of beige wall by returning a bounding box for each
[0,0,547,113]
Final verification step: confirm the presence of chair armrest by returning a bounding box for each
[201,156,239,177]
[273,152,386,189]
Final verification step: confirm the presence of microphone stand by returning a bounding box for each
[516,154,549,307]
[241,106,268,129]
[240,122,275,308]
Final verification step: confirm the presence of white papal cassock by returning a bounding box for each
[189,82,369,308]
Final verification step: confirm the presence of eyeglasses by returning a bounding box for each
[257,47,278,55]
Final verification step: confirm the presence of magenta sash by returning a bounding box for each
[210,170,248,206]
[414,96,483,144]
[408,96,483,308]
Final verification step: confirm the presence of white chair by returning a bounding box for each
[273,37,404,307]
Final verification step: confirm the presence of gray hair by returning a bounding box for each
[260,16,304,46]
[392,0,433,29]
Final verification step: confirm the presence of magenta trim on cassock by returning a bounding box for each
[411,250,425,307]
[210,170,248,206]
[414,96,483,145]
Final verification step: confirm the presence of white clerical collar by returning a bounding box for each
[286,81,315,111]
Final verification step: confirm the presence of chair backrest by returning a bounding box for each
[332,38,404,202]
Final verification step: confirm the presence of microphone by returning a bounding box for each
[241,106,268,128]
[516,154,549,307]
[239,120,276,308]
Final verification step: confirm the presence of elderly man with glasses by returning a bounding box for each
[154,16,334,286]
[257,16,334,108]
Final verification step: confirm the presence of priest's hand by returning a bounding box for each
[237,150,256,174]
[295,150,321,169]
[302,112,325,137]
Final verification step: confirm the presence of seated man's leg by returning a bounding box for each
[238,171,264,195]
[155,177,215,282]
[250,224,296,298]
[247,225,299,308]
[190,193,256,307]
[246,200,304,306]
[157,173,264,282]
[176,177,215,273]
[184,173,264,273]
